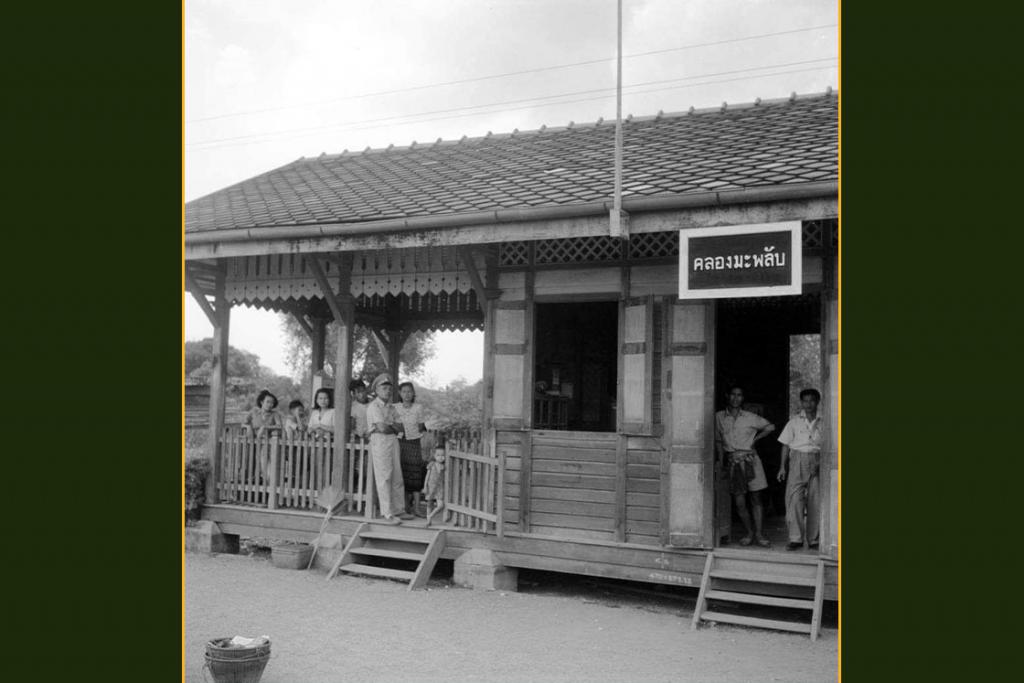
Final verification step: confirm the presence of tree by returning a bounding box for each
[279,314,435,393]
[416,378,483,432]
[185,339,301,410]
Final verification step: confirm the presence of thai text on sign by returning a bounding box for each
[678,222,802,299]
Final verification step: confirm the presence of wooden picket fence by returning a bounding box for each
[216,428,372,511]
[215,425,502,536]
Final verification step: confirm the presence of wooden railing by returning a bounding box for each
[440,429,503,536]
[215,426,501,536]
[216,428,372,511]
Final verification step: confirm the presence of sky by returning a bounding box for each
[184,0,838,386]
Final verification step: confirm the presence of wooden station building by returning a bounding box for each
[185,91,839,615]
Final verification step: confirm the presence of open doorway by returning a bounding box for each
[714,293,821,550]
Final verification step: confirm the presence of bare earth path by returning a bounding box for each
[185,552,837,683]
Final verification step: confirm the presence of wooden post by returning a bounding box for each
[822,222,839,559]
[481,246,500,457]
[333,261,355,488]
[385,328,408,380]
[205,268,229,505]
[306,254,355,489]
[309,316,327,405]
[615,266,629,542]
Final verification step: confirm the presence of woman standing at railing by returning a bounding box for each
[307,388,335,438]
[243,389,283,477]
[395,381,428,517]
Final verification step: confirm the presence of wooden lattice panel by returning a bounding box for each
[629,231,679,259]
[535,235,622,264]
[802,221,824,249]
[500,242,531,266]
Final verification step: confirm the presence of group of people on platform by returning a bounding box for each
[242,373,441,523]
[714,385,822,551]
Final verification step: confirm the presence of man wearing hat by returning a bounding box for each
[365,373,412,524]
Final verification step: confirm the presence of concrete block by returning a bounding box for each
[454,549,518,592]
[184,521,239,555]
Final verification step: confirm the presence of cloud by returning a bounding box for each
[214,44,257,87]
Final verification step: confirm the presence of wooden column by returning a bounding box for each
[822,223,839,560]
[204,269,229,505]
[306,254,355,488]
[309,316,327,404]
[481,249,500,455]
[665,299,715,548]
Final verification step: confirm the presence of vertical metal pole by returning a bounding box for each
[611,0,624,236]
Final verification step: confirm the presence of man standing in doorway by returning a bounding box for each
[777,388,823,551]
[715,385,775,547]
[366,374,412,524]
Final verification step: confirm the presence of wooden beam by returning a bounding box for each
[370,329,390,370]
[185,198,838,260]
[290,311,314,340]
[305,256,345,323]
[185,271,218,327]
[457,246,497,304]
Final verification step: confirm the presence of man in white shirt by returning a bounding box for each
[776,388,823,551]
[365,374,412,524]
[715,386,775,547]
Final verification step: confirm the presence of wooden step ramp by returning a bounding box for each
[691,550,825,640]
[326,522,445,591]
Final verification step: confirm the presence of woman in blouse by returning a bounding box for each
[307,388,335,437]
[395,381,428,517]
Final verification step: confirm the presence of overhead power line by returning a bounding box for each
[188,63,836,153]
[186,23,838,124]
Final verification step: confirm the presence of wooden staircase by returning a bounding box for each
[691,549,825,640]
[326,522,446,591]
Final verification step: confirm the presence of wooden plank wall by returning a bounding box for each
[500,431,663,545]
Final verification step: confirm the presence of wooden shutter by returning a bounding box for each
[491,301,530,430]
[619,296,654,434]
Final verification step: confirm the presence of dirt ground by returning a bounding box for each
[185,549,837,683]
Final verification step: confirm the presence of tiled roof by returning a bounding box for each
[185,92,837,234]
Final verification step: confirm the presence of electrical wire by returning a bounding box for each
[186,23,838,125]
[188,64,836,152]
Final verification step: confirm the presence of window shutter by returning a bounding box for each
[492,302,529,430]
[620,296,654,434]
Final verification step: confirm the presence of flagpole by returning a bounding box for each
[611,0,624,237]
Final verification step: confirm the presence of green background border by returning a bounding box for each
[9,1,1007,680]
[6,3,182,681]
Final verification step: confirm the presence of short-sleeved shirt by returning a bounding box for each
[394,402,425,440]
[365,397,399,435]
[777,410,822,453]
[244,408,283,433]
[307,408,335,432]
[350,401,369,438]
[715,409,770,453]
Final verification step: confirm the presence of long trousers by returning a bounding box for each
[369,434,406,518]
[785,450,820,544]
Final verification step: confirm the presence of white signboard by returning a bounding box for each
[679,221,803,299]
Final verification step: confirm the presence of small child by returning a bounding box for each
[423,435,446,526]
[284,399,307,438]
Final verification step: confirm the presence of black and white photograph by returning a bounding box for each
[184,1,839,681]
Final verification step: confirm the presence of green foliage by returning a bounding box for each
[279,314,435,395]
[416,378,483,432]
[184,457,211,525]
[185,338,301,410]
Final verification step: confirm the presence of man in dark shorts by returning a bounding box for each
[714,386,776,547]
